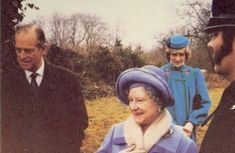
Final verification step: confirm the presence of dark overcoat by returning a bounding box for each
[200,81,235,153]
[1,62,88,153]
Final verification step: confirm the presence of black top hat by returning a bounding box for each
[205,0,235,33]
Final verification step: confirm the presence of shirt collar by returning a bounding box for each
[25,58,45,79]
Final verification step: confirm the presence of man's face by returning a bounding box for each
[207,31,235,76]
[15,30,45,72]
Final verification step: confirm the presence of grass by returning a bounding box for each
[196,88,224,146]
[80,88,224,153]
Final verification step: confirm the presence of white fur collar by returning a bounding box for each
[123,109,172,152]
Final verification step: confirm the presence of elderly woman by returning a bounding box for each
[161,35,211,141]
[96,66,198,153]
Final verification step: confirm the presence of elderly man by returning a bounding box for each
[200,0,235,153]
[1,23,88,153]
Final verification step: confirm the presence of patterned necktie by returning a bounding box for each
[30,73,38,89]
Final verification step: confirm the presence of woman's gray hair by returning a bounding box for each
[143,85,166,110]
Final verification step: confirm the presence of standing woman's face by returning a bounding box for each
[128,86,161,128]
[169,51,186,68]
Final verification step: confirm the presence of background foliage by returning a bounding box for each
[1,0,145,99]
[1,0,216,99]
[46,43,145,99]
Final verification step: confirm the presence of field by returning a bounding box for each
[80,88,224,153]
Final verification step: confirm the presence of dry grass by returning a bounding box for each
[80,88,224,153]
[196,88,224,146]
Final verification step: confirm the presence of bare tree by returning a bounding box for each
[49,13,71,48]
[69,13,86,48]
[178,0,214,71]
[46,12,112,49]
[78,14,108,46]
[32,12,117,53]
[32,17,46,30]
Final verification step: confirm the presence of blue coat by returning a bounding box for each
[161,64,211,140]
[96,123,198,153]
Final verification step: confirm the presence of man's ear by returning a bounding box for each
[42,43,49,56]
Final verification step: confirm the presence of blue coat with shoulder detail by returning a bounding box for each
[161,64,211,140]
[161,64,211,126]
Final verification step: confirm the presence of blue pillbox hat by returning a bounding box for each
[166,35,190,49]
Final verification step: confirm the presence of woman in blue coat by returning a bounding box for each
[161,35,211,141]
[96,66,198,153]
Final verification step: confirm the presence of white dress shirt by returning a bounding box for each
[25,58,45,86]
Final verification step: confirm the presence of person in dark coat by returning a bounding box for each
[200,0,235,153]
[1,23,88,153]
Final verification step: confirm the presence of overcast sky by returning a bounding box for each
[22,0,210,50]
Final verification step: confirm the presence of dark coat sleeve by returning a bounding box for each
[200,81,235,153]
[44,63,89,152]
[1,64,89,153]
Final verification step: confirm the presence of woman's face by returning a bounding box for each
[128,86,161,128]
[169,50,186,67]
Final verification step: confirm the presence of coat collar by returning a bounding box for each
[163,63,194,81]
[123,109,172,152]
[112,123,185,153]
[38,61,58,91]
[167,63,187,71]
[112,125,184,153]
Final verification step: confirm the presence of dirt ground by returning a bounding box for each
[80,88,224,153]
